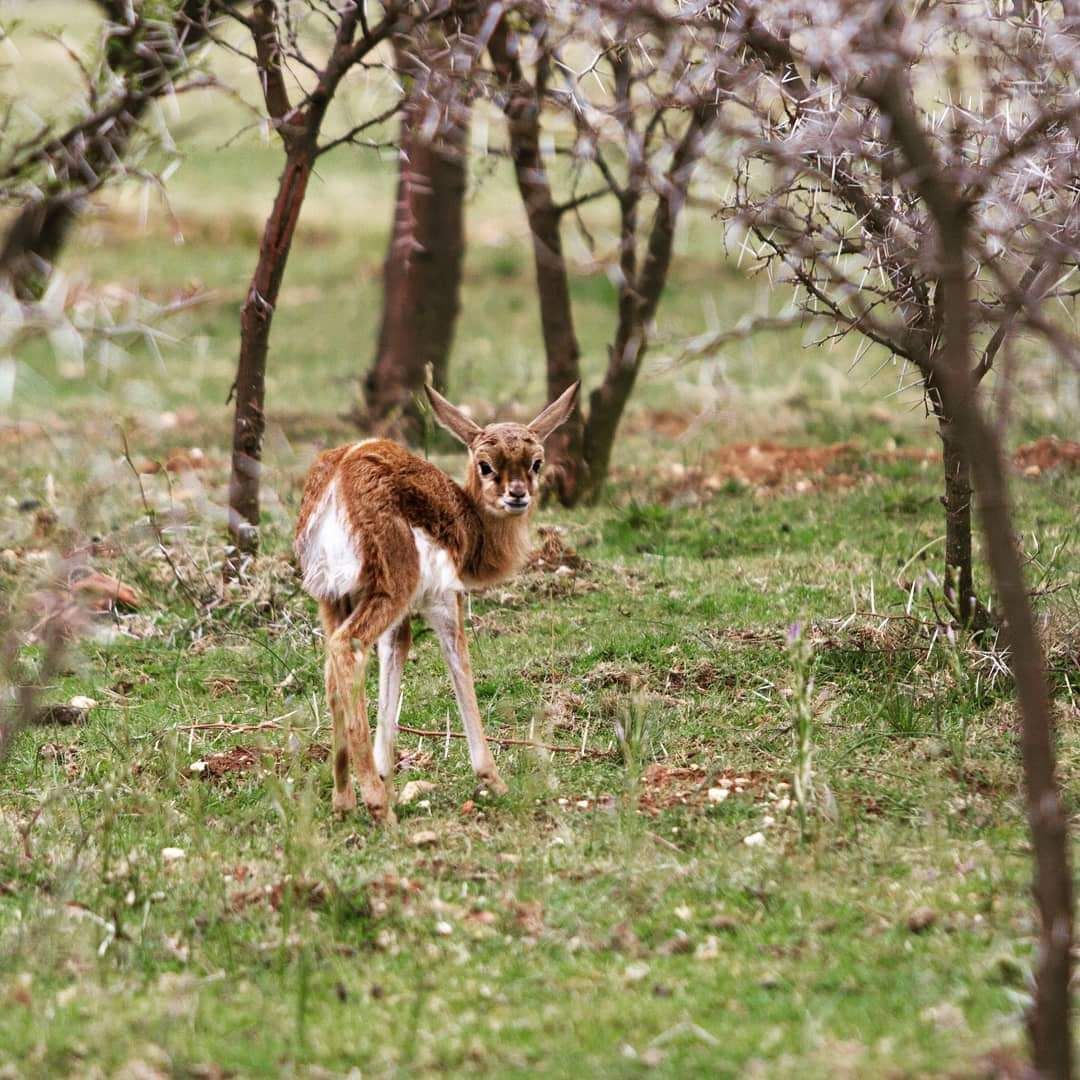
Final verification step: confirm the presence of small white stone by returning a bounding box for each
[189,761,207,775]
[743,832,766,848]
[624,962,650,983]
[69,696,97,711]
[707,787,729,803]
[695,936,720,960]
[434,921,453,937]
[161,847,185,862]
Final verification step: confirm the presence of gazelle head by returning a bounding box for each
[424,382,580,518]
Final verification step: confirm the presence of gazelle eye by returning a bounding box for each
[478,461,494,478]
[531,460,542,474]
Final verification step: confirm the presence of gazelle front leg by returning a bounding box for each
[428,593,508,795]
[374,619,411,781]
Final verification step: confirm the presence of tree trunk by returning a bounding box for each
[0,200,82,301]
[938,416,980,626]
[936,270,1073,1080]
[227,150,313,571]
[489,19,586,503]
[579,105,717,504]
[532,202,588,504]
[581,258,644,503]
[224,1,404,575]
[363,27,471,438]
[881,79,1073,1069]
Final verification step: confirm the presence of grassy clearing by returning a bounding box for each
[2,3,1079,1077]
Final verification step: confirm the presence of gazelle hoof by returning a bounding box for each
[368,800,397,826]
[332,787,357,816]
[475,771,509,798]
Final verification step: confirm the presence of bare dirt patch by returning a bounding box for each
[711,441,866,489]
[650,441,924,503]
[1013,436,1080,476]
[562,764,779,817]
[664,659,738,692]
[229,876,331,914]
[637,763,774,815]
[642,435,1075,504]
[196,745,264,780]
[38,742,79,778]
[516,525,597,599]
[191,741,328,782]
[527,525,587,573]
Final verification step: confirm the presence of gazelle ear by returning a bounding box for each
[527,381,580,441]
[424,385,483,446]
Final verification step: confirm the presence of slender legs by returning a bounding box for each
[319,597,400,824]
[374,618,411,780]
[428,594,508,794]
[320,586,507,825]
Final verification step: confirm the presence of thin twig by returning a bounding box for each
[397,724,612,758]
[118,428,206,608]
[173,720,283,735]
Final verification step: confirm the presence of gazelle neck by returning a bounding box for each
[462,494,533,587]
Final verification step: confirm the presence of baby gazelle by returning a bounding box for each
[295,382,579,823]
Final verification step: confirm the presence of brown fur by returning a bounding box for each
[295,383,579,822]
[295,434,542,593]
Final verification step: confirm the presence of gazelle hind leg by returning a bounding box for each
[327,629,392,823]
[428,594,508,795]
[331,544,418,822]
[320,600,356,815]
[321,610,393,822]
[374,619,411,781]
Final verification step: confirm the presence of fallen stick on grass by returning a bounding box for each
[168,719,612,759]
[175,720,283,735]
[396,723,612,759]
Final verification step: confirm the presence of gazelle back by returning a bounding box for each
[295,382,579,823]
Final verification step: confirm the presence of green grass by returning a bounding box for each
[1,3,1079,1077]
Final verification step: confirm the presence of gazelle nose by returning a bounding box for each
[507,481,528,499]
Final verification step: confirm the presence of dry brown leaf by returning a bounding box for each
[72,572,141,611]
[399,780,437,806]
[907,907,937,933]
[165,447,208,473]
[513,900,545,936]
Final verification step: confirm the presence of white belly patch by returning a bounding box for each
[410,528,463,612]
[297,482,363,600]
[298,493,461,611]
